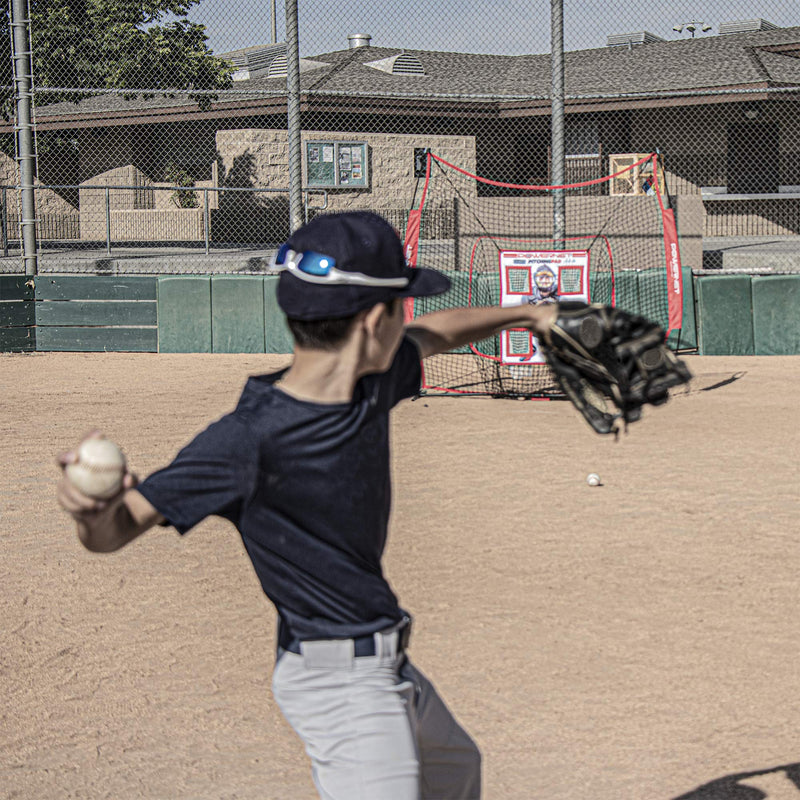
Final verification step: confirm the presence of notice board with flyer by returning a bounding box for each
[305,141,369,188]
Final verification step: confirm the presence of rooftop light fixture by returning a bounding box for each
[672,21,713,37]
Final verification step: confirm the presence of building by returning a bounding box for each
[3,18,800,250]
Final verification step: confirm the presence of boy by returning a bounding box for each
[57,211,556,800]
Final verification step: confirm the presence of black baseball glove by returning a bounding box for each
[540,302,692,435]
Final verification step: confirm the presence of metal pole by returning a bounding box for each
[1,187,8,257]
[285,0,303,234]
[271,0,277,44]
[550,0,566,246]
[203,188,210,254]
[105,187,111,255]
[10,0,37,275]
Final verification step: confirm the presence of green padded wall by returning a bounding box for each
[411,272,481,354]
[752,275,800,355]
[211,276,265,353]
[36,300,157,327]
[35,275,157,352]
[263,276,294,354]
[667,266,697,351]
[472,272,500,356]
[36,326,157,352]
[613,270,640,315]
[0,281,34,325]
[696,275,754,355]
[0,275,35,351]
[4,270,792,357]
[35,275,156,300]
[637,268,669,330]
[0,274,33,301]
[158,276,212,353]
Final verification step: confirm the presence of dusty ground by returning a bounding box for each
[1,352,799,800]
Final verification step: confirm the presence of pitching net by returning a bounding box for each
[404,152,683,397]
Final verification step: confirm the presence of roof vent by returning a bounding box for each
[391,53,425,75]
[606,31,665,47]
[348,33,372,49]
[365,53,426,76]
[267,53,288,78]
[223,43,286,81]
[719,18,779,35]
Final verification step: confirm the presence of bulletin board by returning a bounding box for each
[306,142,369,188]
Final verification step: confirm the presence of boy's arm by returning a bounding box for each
[57,441,165,552]
[405,303,558,359]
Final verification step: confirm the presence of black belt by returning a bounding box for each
[278,618,411,658]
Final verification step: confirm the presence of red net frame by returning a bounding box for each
[403,151,684,397]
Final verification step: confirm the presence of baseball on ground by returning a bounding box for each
[586,473,601,487]
[65,437,126,499]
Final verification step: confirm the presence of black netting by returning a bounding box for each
[405,152,675,396]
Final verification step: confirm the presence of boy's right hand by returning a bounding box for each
[57,432,163,552]
[56,432,139,544]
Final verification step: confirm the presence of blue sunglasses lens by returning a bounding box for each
[298,253,335,276]
[275,242,292,264]
[277,245,337,277]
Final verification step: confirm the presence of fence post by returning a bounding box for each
[285,0,303,234]
[550,0,566,246]
[203,188,210,255]
[10,0,38,275]
[453,197,460,271]
[105,187,111,256]
[1,187,8,257]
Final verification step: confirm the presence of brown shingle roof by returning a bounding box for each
[26,25,800,126]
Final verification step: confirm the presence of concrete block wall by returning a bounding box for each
[110,209,205,241]
[215,129,477,214]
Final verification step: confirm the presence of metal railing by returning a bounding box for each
[0,184,329,259]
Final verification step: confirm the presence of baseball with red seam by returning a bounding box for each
[65,438,126,499]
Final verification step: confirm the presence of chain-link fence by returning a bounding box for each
[2,0,800,274]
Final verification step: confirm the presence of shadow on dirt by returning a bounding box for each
[697,371,747,392]
[673,761,800,798]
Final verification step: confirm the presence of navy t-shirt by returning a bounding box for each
[137,336,422,642]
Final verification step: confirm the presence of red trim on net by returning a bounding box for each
[419,150,432,208]
[430,152,656,191]
[503,328,536,359]
[412,151,684,391]
[504,264,533,295]
[402,208,422,323]
[661,207,683,336]
[403,154,434,324]
[649,154,683,336]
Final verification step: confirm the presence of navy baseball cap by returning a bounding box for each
[275,211,451,320]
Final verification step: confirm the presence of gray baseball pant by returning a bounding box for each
[271,627,481,799]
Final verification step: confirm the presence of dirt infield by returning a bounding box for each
[2,351,799,799]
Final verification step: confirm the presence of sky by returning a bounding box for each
[183,0,800,57]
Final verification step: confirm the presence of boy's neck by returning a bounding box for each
[277,348,361,404]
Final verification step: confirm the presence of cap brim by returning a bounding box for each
[397,266,451,298]
[277,267,451,321]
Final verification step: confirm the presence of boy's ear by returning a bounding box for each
[362,302,388,335]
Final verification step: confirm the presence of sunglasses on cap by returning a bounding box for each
[273,243,410,288]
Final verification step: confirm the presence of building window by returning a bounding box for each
[727,122,779,194]
[305,141,369,188]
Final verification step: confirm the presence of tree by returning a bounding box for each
[1,0,233,115]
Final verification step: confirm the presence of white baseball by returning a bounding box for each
[586,473,601,487]
[65,438,126,499]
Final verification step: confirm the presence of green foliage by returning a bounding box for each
[165,163,199,208]
[1,0,233,117]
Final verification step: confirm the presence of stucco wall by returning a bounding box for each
[215,129,477,212]
[0,150,79,240]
